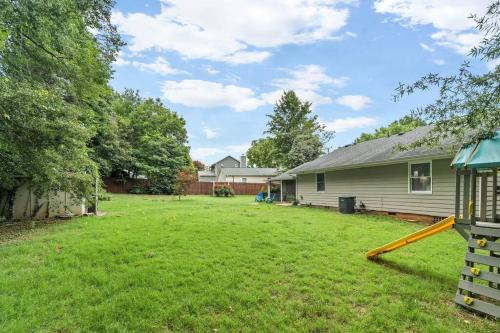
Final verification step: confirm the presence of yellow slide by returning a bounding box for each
[366,215,455,260]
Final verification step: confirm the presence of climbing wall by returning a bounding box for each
[455,225,500,318]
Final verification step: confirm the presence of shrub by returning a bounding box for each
[98,191,111,201]
[130,185,147,194]
[214,184,235,197]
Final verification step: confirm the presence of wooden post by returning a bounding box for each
[455,171,461,221]
[479,174,487,222]
[470,169,477,226]
[280,180,283,202]
[493,171,498,223]
[463,171,470,223]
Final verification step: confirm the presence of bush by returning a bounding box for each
[214,184,235,197]
[98,191,111,201]
[130,185,147,194]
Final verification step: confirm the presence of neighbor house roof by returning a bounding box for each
[289,126,457,174]
[198,171,216,177]
[210,155,239,167]
[270,172,296,181]
[221,167,278,177]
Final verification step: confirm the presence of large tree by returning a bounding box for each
[0,0,122,201]
[250,90,332,170]
[395,1,499,147]
[354,115,426,143]
[91,90,192,194]
[247,138,279,168]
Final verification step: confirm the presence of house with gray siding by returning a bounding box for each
[198,155,278,183]
[288,126,460,220]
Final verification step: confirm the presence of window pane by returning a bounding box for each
[411,163,430,177]
[317,173,325,191]
[411,177,431,192]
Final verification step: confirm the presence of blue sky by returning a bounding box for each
[110,0,492,164]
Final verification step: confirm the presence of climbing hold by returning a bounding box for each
[464,296,474,305]
[476,238,487,247]
[470,267,481,276]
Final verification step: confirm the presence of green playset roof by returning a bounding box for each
[452,130,500,169]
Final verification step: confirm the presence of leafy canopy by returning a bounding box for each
[0,0,122,199]
[248,91,333,170]
[354,115,426,143]
[395,1,500,147]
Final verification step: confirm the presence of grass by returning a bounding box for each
[0,195,499,332]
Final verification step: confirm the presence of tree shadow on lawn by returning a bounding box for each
[371,257,457,288]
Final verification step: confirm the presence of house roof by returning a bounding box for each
[221,167,278,177]
[270,172,296,181]
[289,126,457,174]
[198,171,216,177]
[210,155,239,167]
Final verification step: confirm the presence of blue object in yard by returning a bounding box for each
[266,193,278,204]
[255,192,265,202]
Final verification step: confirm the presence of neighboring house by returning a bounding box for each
[288,126,461,221]
[219,167,278,183]
[198,155,278,183]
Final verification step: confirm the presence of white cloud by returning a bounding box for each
[335,95,372,111]
[114,54,186,75]
[163,65,347,111]
[202,65,220,75]
[487,58,500,70]
[262,65,348,106]
[203,126,218,139]
[191,147,223,160]
[433,59,445,65]
[190,143,250,161]
[419,42,434,52]
[375,0,489,55]
[226,143,251,155]
[112,0,352,64]
[322,117,377,133]
[162,80,265,112]
[132,57,187,75]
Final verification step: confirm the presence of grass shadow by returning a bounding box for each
[370,257,458,287]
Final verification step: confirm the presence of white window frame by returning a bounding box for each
[316,172,326,192]
[242,177,247,183]
[408,161,433,194]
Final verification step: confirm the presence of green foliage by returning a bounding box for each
[0,0,122,199]
[395,1,500,147]
[214,184,235,197]
[248,91,333,170]
[288,134,324,168]
[247,138,279,168]
[91,90,191,194]
[354,115,427,143]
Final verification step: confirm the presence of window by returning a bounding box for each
[242,178,247,183]
[409,162,432,193]
[316,173,325,192]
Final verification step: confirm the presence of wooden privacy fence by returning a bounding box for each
[185,182,265,195]
[104,178,265,195]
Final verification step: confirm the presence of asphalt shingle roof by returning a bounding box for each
[288,126,457,174]
[222,168,278,177]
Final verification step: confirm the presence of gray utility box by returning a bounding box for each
[339,196,356,214]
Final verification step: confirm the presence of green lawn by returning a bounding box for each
[0,195,498,332]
